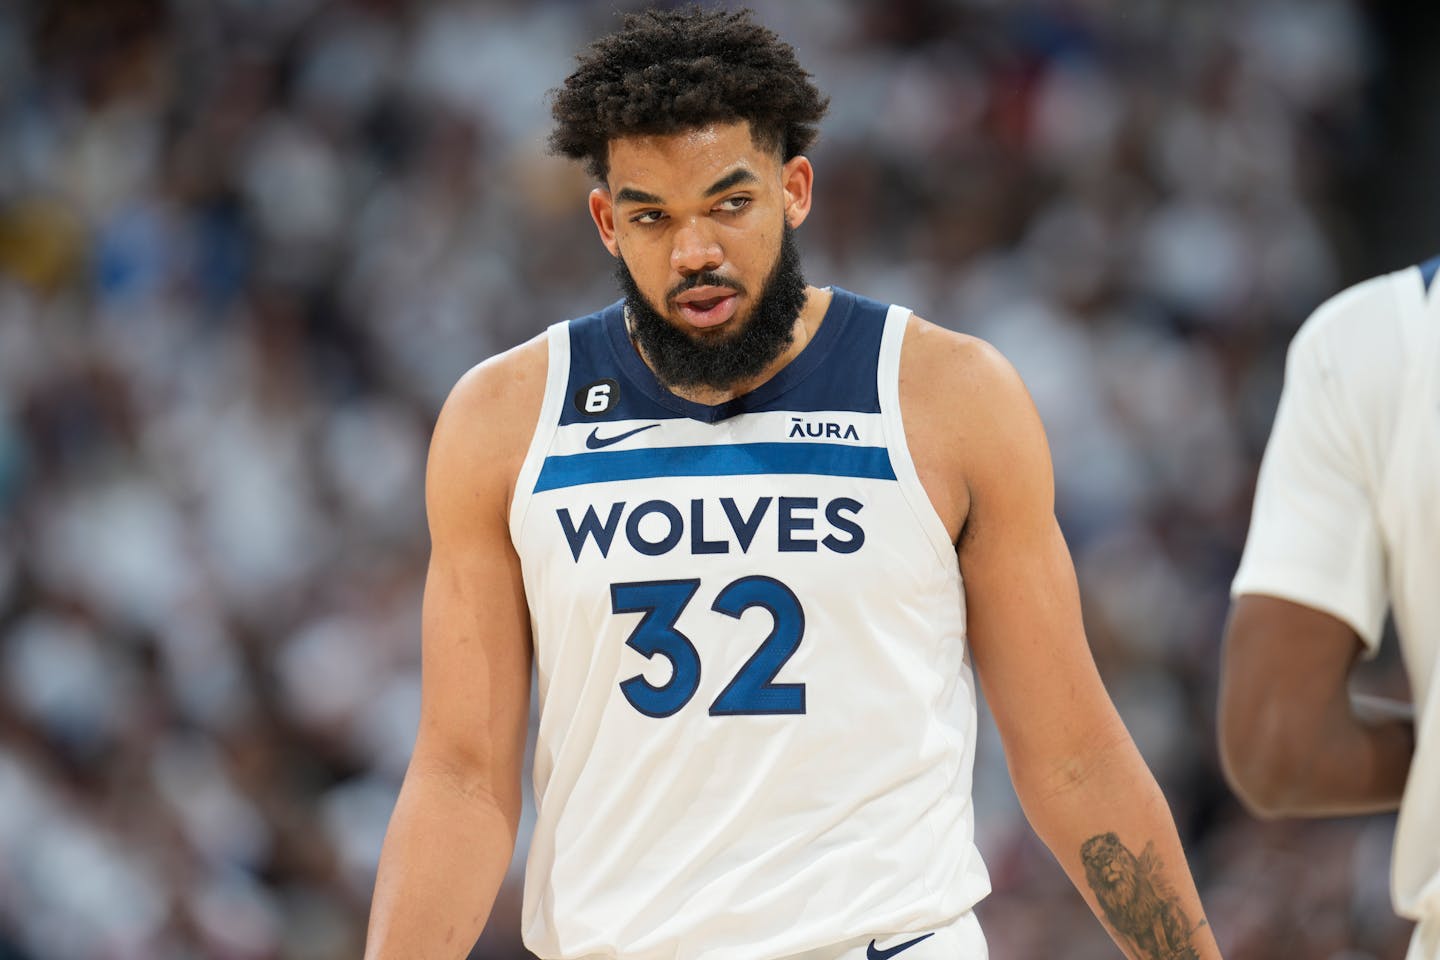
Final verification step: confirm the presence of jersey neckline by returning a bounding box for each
[601,286,857,424]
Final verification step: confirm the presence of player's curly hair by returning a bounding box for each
[548,6,829,181]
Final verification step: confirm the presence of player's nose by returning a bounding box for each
[671,218,723,275]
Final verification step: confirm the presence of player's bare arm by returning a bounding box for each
[901,317,1221,960]
[1220,594,1414,817]
[364,336,548,960]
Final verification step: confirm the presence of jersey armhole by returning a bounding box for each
[878,307,961,566]
[508,322,570,541]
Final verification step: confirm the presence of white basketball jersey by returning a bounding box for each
[508,289,991,960]
[1233,259,1440,957]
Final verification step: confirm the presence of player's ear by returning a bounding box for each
[780,155,813,229]
[589,187,620,257]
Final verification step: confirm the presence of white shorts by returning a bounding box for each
[1408,915,1440,960]
[781,911,987,960]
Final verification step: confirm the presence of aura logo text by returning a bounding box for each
[788,417,860,441]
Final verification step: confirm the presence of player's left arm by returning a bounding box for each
[1217,291,1413,818]
[911,323,1222,959]
[1220,594,1413,817]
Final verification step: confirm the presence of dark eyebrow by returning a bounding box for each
[705,168,759,196]
[612,168,760,207]
[614,186,664,206]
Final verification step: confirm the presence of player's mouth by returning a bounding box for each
[674,286,740,329]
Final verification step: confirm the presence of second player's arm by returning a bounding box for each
[1219,594,1413,817]
[364,339,547,960]
[1218,280,1414,819]
[905,321,1221,960]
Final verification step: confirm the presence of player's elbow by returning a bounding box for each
[407,733,524,835]
[1217,681,1313,819]
[1219,731,1292,819]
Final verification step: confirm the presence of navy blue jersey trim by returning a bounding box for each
[1420,254,1440,293]
[534,442,896,492]
[557,287,892,425]
[559,304,691,426]
[601,288,866,423]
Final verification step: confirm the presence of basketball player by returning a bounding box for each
[1220,259,1438,960]
[364,9,1222,959]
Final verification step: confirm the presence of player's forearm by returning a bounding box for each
[1225,690,1413,818]
[364,760,519,960]
[1016,735,1222,960]
[1279,692,1412,815]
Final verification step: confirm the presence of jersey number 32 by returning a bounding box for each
[610,576,806,717]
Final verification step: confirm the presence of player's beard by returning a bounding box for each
[617,223,808,391]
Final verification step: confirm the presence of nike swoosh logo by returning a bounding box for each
[585,423,660,449]
[867,933,935,960]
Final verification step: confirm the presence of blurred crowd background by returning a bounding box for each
[1,0,1437,957]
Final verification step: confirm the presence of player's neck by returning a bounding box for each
[639,284,833,407]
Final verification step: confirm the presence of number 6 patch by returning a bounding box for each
[575,378,621,416]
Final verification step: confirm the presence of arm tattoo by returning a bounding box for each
[1081,833,1203,960]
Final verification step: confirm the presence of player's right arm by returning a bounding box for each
[1219,279,1414,817]
[1220,595,1413,817]
[364,336,548,960]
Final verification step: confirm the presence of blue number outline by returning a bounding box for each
[611,579,703,717]
[612,576,807,717]
[708,575,807,715]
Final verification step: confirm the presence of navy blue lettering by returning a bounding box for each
[786,418,861,442]
[709,576,806,715]
[557,503,625,561]
[778,497,818,553]
[563,496,864,559]
[721,497,772,553]
[613,580,702,717]
[690,498,729,555]
[822,498,866,553]
[626,500,684,556]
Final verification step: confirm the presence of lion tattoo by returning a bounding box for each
[1081,833,1199,960]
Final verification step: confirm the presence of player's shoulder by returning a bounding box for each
[440,330,551,428]
[897,312,1043,479]
[1289,263,1428,367]
[428,331,551,504]
[900,312,1029,411]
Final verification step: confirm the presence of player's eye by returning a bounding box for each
[716,196,751,213]
[630,210,665,225]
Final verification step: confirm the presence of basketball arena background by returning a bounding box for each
[0,0,1436,957]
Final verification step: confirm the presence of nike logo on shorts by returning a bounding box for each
[866,932,935,959]
[585,423,660,449]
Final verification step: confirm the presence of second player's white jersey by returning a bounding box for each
[508,289,990,960]
[1233,260,1440,955]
